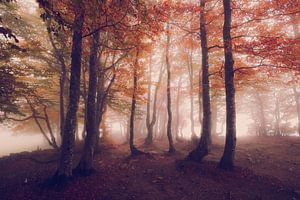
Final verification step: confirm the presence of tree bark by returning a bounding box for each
[187,50,196,138]
[255,92,267,136]
[145,63,164,145]
[46,19,67,142]
[274,93,281,136]
[56,3,84,178]
[81,64,88,139]
[75,30,100,175]
[292,18,300,136]
[166,23,175,153]
[129,48,143,155]
[145,60,153,145]
[175,77,182,141]
[219,0,237,170]
[211,99,218,137]
[187,0,211,162]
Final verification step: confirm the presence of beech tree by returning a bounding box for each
[187,0,211,162]
[218,0,236,170]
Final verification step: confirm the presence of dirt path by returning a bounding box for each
[0,137,299,200]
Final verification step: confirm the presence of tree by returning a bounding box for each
[145,59,164,145]
[218,0,236,170]
[55,0,85,178]
[187,0,211,162]
[129,48,144,155]
[75,29,100,175]
[166,23,175,153]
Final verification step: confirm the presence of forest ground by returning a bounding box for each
[0,136,299,200]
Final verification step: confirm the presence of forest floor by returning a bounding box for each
[0,136,299,200]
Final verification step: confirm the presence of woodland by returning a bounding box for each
[0,0,299,200]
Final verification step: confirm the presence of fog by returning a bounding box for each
[1,103,298,157]
[0,127,49,157]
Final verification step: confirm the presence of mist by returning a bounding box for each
[0,0,299,200]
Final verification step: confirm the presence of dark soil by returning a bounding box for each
[0,136,299,200]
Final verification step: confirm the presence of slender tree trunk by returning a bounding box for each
[46,19,67,142]
[175,77,182,141]
[25,97,58,150]
[129,48,143,155]
[211,99,218,137]
[75,30,100,175]
[126,115,130,142]
[101,105,108,139]
[187,0,211,162]
[274,94,281,136]
[166,23,175,153]
[95,68,105,143]
[220,116,225,136]
[219,0,236,170]
[81,64,88,139]
[56,3,84,178]
[292,18,300,136]
[198,80,203,127]
[188,50,196,138]
[59,64,66,139]
[145,63,164,145]
[145,61,153,144]
[255,92,267,136]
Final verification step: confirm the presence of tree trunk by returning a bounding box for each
[145,61,153,144]
[274,94,281,136]
[46,19,67,142]
[145,63,164,145]
[101,104,108,141]
[75,30,100,175]
[188,50,196,138]
[255,92,267,136]
[59,62,66,139]
[129,48,142,155]
[187,0,211,162]
[219,0,237,170]
[81,64,88,139]
[56,4,84,178]
[166,23,175,153]
[211,99,218,137]
[175,77,182,141]
[292,18,300,136]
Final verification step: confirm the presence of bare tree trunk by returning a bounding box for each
[145,63,164,145]
[101,104,108,141]
[219,0,237,170]
[175,77,182,141]
[187,50,196,138]
[56,3,84,178]
[145,61,153,144]
[129,48,143,155]
[46,19,67,143]
[198,79,203,127]
[126,115,130,142]
[59,65,66,140]
[75,30,100,175]
[255,92,267,136]
[274,94,281,136]
[211,98,218,137]
[81,64,88,139]
[187,0,211,162]
[166,23,175,153]
[292,18,300,136]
